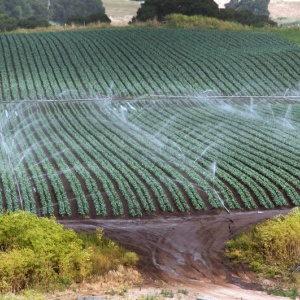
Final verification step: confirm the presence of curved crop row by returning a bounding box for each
[1,29,300,100]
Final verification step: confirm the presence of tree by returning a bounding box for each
[50,0,106,23]
[0,14,17,31]
[219,8,276,27]
[133,0,219,22]
[225,0,270,16]
[0,0,107,23]
[66,12,111,26]
[18,15,50,28]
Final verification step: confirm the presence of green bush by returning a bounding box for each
[18,17,50,29]
[164,14,251,30]
[0,211,91,293]
[160,289,174,297]
[225,208,300,281]
[0,212,139,295]
[78,229,138,276]
[0,14,18,32]
[218,8,277,27]
[66,13,111,26]
[266,286,299,300]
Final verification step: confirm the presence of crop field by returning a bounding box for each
[1,97,300,217]
[1,29,300,218]
[1,29,300,100]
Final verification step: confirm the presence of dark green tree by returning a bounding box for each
[50,0,106,23]
[225,0,270,16]
[219,8,276,27]
[0,13,17,31]
[133,0,219,22]
[18,15,50,28]
[66,12,111,25]
[0,0,107,23]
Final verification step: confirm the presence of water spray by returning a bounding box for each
[0,115,23,210]
[211,162,230,214]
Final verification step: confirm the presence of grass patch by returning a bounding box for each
[266,286,299,300]
[160,289,174,298]
[6,22,111,34]
[0,290,45,300]
[138,294,163,300]
[177,289,188,295]
[270,26,300,46]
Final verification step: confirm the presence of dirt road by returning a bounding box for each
[60,209,292,299]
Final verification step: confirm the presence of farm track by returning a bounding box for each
[60,209,292,288]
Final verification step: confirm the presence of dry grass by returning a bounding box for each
[10,22,111,34]
[46,265,143,299]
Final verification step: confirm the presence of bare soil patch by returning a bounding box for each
[60,208,292,299]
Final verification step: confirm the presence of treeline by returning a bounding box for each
[0,0,110,32]
[132,0,276,27]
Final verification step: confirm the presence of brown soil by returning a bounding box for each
[60,208,292,299]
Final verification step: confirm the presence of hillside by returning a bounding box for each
[1,29,300,219]
[1,29,299,100]
[1,23,300,300]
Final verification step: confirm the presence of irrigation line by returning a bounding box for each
[1,95,300,105]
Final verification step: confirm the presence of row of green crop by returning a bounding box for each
[1,99,300,217]
[122,98,300,209]
[1,29,300,101]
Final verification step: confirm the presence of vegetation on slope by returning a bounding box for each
[0,211,138,294]
[225,208,300,287]
[163,14,300,46]
[164,13,252,30]
[1,29,299,100]
[270,26,300,46]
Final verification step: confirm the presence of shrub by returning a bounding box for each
[18,17,50,29]
[225,208,300,282]
[66,13,111,26]
[0,14,18,32]
[160,289,174,297]
[78,229,138,276]
[218,8,277,27]
[164,14,250,30]
[0,211,91,293]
